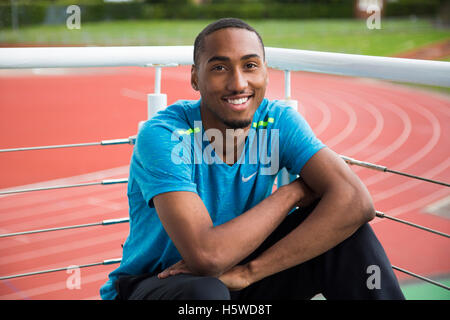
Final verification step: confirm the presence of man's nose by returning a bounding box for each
[226,68,247,92]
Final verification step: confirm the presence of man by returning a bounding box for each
[100,18,404,300]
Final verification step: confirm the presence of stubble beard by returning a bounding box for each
[222,118,252,129]
[203,102,253,130]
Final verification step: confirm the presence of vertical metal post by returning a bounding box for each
[147,67,167,120]
[284,70,291,100]
[154,66,161,94]
[282,69,298,111]
[138,66,167,131]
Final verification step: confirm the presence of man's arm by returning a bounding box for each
[153,178,314,277]
[223,147,375,288]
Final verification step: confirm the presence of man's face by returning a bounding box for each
[192,28,268,130]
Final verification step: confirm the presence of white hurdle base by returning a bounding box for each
[138,93,167,131]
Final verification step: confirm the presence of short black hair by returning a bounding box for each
[193,18,265,66]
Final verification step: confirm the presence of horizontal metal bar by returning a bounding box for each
[102,217,130,226]
[0,46,448,87]
[0,258,122,280]
[392,265,450,291]
[0,136,135,153]
[0,263,100,280]
[0,178,128,195]
[0,222,102,238]
[376,211,450,238]
[340,155,387,172]
[266,47,450,87]
[101,178,129,185]
[0,142,100,152]
[101,137,136,146]
[340,155,449,187]
[0,181,101,195]
[103,258,122,265]
[0,46,193,69]
[0,217,130,238]
[385,168,450,187]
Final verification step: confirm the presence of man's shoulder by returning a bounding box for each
[256,99,299,124]
[140,100,200,133]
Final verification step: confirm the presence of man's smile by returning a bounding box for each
[222,94,254,112]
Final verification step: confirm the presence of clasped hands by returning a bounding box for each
[157,259,251,291]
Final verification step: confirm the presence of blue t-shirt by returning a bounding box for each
[100,98,325,300]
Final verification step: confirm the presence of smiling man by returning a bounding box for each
[100,18,404,300]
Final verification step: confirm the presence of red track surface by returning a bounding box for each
[0,66,449,299]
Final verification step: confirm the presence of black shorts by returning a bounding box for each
[114,204,404,300]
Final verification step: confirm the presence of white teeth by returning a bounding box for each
[227,97,249,105]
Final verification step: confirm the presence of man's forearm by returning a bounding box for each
[200,182,304,275]
[244,186,374,285]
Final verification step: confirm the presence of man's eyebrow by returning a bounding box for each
[241,54,261,60]
[207,56,230,64]
[206,54,262,64]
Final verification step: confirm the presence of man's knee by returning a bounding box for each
[320,223,405,300]
[179,276,231,300]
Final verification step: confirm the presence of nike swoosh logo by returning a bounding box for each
[242,172,257,182]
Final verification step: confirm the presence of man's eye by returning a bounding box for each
[212,65,225,71]
[245,63,258,69]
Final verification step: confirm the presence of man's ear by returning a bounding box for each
[191,65,199,91]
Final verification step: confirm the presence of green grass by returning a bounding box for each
[1,18,449,93]
[401,278,450,300]
[1,18,449,57]
[253,19,449,56]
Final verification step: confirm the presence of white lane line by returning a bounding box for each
[316,90,358,148]
[370,94,443,202]
[358,78,450,116]
[356,91,412,185]
[379,90,442,173]
[298,91,332,137]
[424,195,450,219]
[120,88,147,102]
[333,88,384,157]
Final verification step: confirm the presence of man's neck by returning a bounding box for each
[200,105,250,165]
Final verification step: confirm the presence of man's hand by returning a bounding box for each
[157,260,191,279]
[288,178,319,208]
[158,259,252,292]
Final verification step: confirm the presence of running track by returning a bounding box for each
[0,66,449,299]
